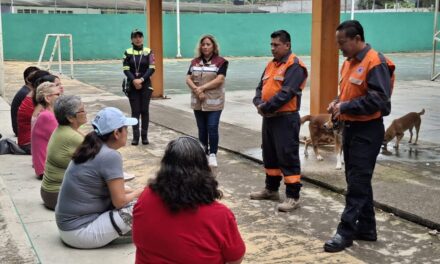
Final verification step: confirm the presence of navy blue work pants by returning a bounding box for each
[262,113,302,199]
[337,118,384,238]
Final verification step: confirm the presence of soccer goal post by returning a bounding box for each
[37,34,74,79]
[432,0,440,81]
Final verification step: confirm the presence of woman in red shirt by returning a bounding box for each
[133,136,245,264]
[17,94,33,154]
[16,70,51,154]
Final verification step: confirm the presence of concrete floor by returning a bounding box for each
[1,55,440,263]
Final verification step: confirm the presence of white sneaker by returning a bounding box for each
[277,198,300,212]
[208,153,218,167]
[123,172,135,181]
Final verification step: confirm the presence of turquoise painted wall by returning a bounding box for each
[2,13,437,60]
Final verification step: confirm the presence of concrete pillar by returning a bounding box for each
[147,0,164,98]
[310,0,340,115]
[0,9,5,97]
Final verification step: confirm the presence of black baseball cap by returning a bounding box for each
[131,29,143,38]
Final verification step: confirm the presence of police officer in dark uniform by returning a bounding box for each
[123,29,155,145]
[324,20,395,253]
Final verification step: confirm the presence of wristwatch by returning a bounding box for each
[140,77,144,82]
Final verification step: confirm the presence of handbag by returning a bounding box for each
[122,78,131,96]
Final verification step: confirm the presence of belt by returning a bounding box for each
[344,117,383,127]
[264,111,298,118]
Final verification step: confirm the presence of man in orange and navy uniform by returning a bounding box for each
[250,30,308,212]
[324,20,395,253]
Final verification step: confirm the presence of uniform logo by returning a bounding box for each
[356,66,364,74]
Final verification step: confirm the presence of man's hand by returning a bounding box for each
[257,104,275,118]
[331,103,342,119]
[198,92,206,101]
[257,104,265,116]
[327,101,337,113]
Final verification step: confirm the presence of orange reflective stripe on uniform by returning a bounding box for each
[261,53,308,113]
[265,168,282,176]
[284,174,301,184]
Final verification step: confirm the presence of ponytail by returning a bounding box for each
[72,127,124,164]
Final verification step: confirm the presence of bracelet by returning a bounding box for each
[140,77,144,82]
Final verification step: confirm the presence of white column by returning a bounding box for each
[0,9,5,96]
[176,0,182,58]
[351,0,355,19]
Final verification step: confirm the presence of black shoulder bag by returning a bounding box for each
[122,78,131,96]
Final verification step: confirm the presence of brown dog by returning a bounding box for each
[383,109,425,150]
[301,114,343,169]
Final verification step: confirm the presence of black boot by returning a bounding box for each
[323,233,353,253]
[132,127,140,146]
[141,130,149,145]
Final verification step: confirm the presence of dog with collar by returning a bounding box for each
[301,114,344,170]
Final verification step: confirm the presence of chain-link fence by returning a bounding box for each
[0,0,438,14]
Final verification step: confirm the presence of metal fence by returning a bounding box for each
[1,0,438,14]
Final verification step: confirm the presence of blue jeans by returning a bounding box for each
[193,110,222,154]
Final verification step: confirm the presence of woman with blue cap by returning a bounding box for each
[55,107,143,249]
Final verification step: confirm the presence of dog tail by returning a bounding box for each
[419,109,425,116]
[300,115,311,124]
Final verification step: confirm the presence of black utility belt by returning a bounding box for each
[276,111,297,115]
[267,111,298,117]
[344,117,383,127]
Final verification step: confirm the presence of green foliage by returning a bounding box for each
[357,0,437,9]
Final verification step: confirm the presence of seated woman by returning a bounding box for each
[31,74,64,129]
[133,136,246,264]
[16,70,50,154]
[55,107,143,249]
[41,95,86,210]
[31,82,61,179]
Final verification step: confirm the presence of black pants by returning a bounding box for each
[41,188,58,211]
[337,118,384,238]
[128,87,152,139]
[262,113,302,199]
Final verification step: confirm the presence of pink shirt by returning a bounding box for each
[31,109,58,176]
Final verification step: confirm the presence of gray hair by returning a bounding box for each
[54,95,82,125]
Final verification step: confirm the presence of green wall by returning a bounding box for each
[2,12,437,60]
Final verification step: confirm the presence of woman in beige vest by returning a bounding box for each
[186,35,229,167]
